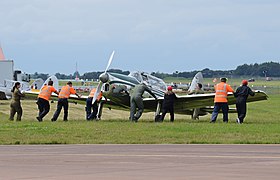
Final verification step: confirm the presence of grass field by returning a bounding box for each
[0,92,279,144]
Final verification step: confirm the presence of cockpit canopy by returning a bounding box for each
[129,71,167,91]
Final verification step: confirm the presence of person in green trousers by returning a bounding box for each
[130,82,157,122]
[9,82,25,121]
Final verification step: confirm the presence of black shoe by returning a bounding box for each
[51,118,56,122]
[36,117,42,122]
[210,120,215,123]
[63,119,68,122]
[130,116,137,121]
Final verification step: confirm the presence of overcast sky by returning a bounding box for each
[1,0,280,75]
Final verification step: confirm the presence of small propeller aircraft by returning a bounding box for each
[25,51,268,121]
[0,75,45,100]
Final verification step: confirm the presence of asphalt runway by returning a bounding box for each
[0,144,280,180]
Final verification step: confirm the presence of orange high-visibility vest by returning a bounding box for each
[214,82,234,103]
[58,85,76,98]
[38,85,57,101]
[88,88,102,101]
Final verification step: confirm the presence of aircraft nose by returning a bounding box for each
[99,73,109,83]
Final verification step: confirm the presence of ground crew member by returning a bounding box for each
[112,84,129,95]
[130,82,157,122]
[86,88,103,120]
[210,78,234,123]
[9,82,25,121]
[36,80,59,122]
[234,80,255,124]
[160,86,177,122]
[51,81,80,122]
[189,83,204,120]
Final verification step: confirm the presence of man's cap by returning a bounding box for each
[242,80,248,85]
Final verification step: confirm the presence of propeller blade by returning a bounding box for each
[92,81,102,104]
[104,50,115,73]
[92,51,114,104]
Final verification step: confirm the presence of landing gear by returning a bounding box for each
[96,102,104,120]
[154,102,162,122]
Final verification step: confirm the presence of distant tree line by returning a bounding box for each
[234,62,280,77]
[31,62,280,80]
[31,69,130,80]
[152,61,280,78]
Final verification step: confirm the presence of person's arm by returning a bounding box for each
[173,93,178,99]
[71,87,81,98]
[17,89,25,97]
[52,87,59,95]
[145,87,157,99]
[227,84,234,93]
[75,93,81,98]
[234,87,240,97]
[248,87,255,96]
[150,92,157,100]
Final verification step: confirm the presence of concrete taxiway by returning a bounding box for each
[0,144,280,180]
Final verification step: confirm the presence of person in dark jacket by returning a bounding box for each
[9,82,25,121]
[234,80,255,124]
[130,82,157,122]
[188,83,204,120]
[160,86,177,122]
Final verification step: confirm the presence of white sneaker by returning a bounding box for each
[236,118,240,124]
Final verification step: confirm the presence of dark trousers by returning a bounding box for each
[236,101,247,123]
[160,105,174,122]
[37,98,50,120]
[52,98,69,121]
[10,101,22,121]
[86,97,98,120]
[211,102,229,122]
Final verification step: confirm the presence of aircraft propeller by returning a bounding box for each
[92,51,115,104]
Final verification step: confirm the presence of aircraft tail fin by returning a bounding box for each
[30,78,44,90]
[188,72,204,92]
[0,46,6,60]
[41,75,59,91]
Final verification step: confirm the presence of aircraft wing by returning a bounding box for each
[24,90,88,105]
[24,89,268,116]
[142,90,268,114]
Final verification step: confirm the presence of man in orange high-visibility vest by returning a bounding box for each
[36,80,59,122]
[86,88,103,120]
[51,81,81,122]
[210,77,234,123]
